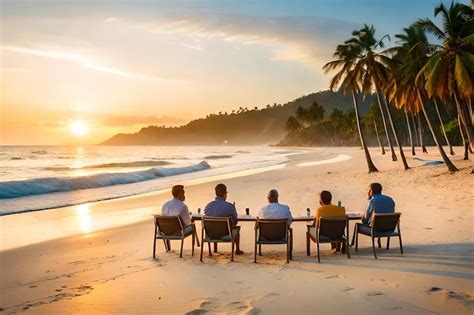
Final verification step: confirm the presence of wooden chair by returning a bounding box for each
[153,215,195,259]
[200,217,239,262]
[306,216,350,262]
[353,212,403,259]
[254,219,292,264]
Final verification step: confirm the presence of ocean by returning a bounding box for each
[0,145,311,215]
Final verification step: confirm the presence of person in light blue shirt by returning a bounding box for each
[363,182,395,224]
[204,183,243,255]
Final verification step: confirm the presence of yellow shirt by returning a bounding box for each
[315,204,346,227]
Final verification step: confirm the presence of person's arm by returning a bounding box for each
[181,204,192,226]
[287,206,292,225]
[231,204,238,225]
[364,200,373,224]
[315,208,321,228]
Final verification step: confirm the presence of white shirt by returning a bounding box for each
[258,202,293,224]
[161,198,191,226]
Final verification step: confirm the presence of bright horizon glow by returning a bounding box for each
[0,0,467,145]
[69,121,89,138]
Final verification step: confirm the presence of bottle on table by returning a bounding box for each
[337,200,342,207]
[306,208,311,217]
[245,208,250,216]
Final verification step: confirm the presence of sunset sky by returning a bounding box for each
[0,0,464,145]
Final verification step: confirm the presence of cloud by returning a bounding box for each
[179,42,205,52]
[1,45,174,81]
[142,14,357,68]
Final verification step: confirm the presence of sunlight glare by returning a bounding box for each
[70,121,89,137]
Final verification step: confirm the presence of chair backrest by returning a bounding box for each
[256,219,288,241]
[318,216,347,239]
[371,212,401,231]
[202,217,232,240]
[155,215,183,235]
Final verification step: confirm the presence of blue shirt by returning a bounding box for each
[204,197,238,225]
[364,194,395,224]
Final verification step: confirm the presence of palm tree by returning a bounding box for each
[323,43,378,172]
[433,98,455,155]
[403,108,416,156]
[387,25,458,172]
[285,116,302,135]
[416,2,473,171]
[364,100,385,155]
[348,24,410,169]
[345,25,398,162]
[417,113,429,153]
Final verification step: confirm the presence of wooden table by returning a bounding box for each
[191,212,362,222]
[191,212,362,253]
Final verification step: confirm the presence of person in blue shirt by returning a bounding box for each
[204,183,244,255]
[363,182,395,224]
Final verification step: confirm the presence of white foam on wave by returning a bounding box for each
[0,161,210,199]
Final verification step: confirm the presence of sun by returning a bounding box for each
[69,121,89,137]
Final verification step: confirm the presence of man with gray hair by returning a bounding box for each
[258,189,293,224]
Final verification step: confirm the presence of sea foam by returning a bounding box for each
[0,161,210,199]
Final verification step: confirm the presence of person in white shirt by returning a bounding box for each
[161,185,192,226]
[258,189,293,224]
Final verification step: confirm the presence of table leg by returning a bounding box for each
[214,242,218,253]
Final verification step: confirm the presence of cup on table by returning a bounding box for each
[306,208,311,217]
[337,200,342,207]
[245,208,250,216]
[198,208,201,214]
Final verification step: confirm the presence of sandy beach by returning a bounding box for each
[0,147,473,314]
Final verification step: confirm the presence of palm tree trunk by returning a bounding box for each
[434,99,454,155]
[453,93,474,173]
[373,118,385,155]
[382,94,409,170]
[404,109,415,156]
[419,94,458,172]
[459,114,471,160]
[375,91,397,161]
[411,113,419,147]
[417,113,429,153]
[352,92,378,172]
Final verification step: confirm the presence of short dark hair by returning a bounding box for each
[320,190,332,205]
[172,185,184,198]
[370,183,382,195]
[215,183,227,197]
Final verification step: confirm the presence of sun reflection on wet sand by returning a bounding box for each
[76,204,93,234]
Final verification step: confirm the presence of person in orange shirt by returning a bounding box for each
[315,190,346,252]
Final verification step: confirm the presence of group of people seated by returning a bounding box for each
[160,182,395,256]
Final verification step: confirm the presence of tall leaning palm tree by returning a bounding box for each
[323,43,378,173]
[416,2,473,171]
[387,25,458,172]
[345,25,398,162]
[433,98,455,155]
[347,24,409,170]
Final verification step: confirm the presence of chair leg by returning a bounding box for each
[351,224,357,246]
[399,234,404,254]
[167,240,172,251]
[179,239,184,258]
[208,241,212,257]
[346,240,350,259]
[258,244,261,256]
[231,242,235,262]
[371,236,377,259]
[386,237,390,250]
[355,229,359,253]
[214,242,218,253]
[316,240,321,263]
[377,237,381,248]
[200,229,204,262]
[290,229,293,260]
[254,242,257,263]
[286,239,290,264]
[192,232,195,256]
[306,232,310,256]
[153,239,157,259]
[162,240,168,251]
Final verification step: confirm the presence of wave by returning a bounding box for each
[0,161,210,199]
[204,155,233,159]
[43,160,172,171]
